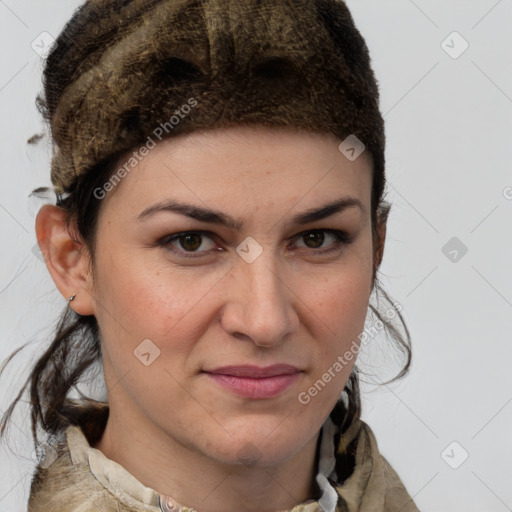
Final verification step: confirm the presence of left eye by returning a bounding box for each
[290,229,352,256]
[293,230,349,252]
[158,229,351,259]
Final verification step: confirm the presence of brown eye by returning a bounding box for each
[302,231,326,249]
[178,233,203,251]
[158,231,218,258]
[293,229,352,255]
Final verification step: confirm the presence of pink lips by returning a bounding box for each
[203,364,301,399]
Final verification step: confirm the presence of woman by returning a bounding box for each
[1,0,418,510]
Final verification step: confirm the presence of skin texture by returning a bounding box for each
[36,125,385,512]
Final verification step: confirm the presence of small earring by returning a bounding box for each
[68,293,77,304]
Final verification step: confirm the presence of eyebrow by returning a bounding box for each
[136,196,363,229]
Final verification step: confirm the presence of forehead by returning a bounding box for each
[101,125,373,220]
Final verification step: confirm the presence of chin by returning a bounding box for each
[206,427,309,468]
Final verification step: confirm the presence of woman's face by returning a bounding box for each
[89,125,376,467]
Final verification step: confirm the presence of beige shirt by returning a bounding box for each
[28,415,419,512]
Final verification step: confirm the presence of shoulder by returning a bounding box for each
[28,430,105,512]
[334,418,420,512]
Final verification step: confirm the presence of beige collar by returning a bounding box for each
[65,421,335,512]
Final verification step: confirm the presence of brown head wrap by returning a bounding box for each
[42,0,385,204]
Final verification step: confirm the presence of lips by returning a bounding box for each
[202,364,302,399]
[204,364,301,378]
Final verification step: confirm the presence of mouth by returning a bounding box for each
[202,364,302,399]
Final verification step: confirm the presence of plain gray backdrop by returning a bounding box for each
[1,1,511,511]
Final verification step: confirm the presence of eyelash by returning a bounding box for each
[157,229,353,259]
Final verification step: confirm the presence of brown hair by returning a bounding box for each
[1,0,411,454]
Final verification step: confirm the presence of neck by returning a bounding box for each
[92,398,322,512]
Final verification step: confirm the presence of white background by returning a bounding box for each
[1,1,511,511]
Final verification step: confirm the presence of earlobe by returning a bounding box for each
[35,204,95,316]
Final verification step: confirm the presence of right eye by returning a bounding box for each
[157,231,222,258]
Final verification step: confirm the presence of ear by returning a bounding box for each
[35,204,95,316]
[374,218,386,269]
[371,216,387,286]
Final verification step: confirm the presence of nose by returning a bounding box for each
[220,253,298,348]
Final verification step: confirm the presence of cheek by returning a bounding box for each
[295,304,365,422]
[314,276,369,328]
[313,283,368,372]
[91,256,221,411]
[298,255,373,396]
[307,254,373,342]
[91,248,220,365]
